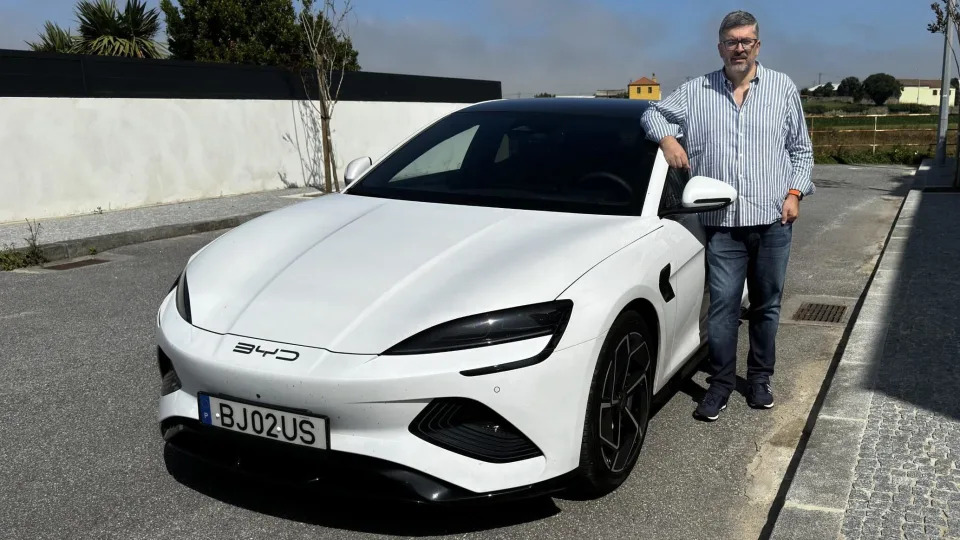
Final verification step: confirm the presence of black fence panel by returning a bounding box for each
[0,49,501,103]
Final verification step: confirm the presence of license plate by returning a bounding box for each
[198,393,328,450]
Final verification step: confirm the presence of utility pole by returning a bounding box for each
[936,0,955,165]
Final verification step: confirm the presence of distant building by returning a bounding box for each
[896,79,956,106]
[628,75,661,100]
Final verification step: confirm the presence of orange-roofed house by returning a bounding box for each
[628,75,661,100]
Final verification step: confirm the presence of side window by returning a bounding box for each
[391,125,479,182]
[659,166,690,212]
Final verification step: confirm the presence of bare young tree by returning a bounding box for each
[297,0,357,193]
[929,2,960,77]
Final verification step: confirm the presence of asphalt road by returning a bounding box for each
[0,165,913,540]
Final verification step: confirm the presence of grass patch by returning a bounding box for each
[807,111,960,163]
[0,219,46,271]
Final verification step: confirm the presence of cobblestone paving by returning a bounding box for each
[839,193,960,540]
[840,396,960,540]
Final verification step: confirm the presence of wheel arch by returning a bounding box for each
[619,298,660,380]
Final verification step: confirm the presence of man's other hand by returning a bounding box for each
[782,194,800,224]
[661,136,690,170]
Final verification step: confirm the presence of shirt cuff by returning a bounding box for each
[790,177,815,197]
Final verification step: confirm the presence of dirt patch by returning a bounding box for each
[732,326,844,539]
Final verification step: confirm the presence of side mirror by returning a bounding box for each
[662,175,737,216]
[682,175,737,209]
[344,156,373,186]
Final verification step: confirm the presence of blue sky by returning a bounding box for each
[0,0,953,96]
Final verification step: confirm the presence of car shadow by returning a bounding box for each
[163,444,561,535]
[651,348,755,415]
[651,347,714,417]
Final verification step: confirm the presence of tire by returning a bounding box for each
[568,310,655,498]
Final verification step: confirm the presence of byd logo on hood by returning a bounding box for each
[233,342,300,361]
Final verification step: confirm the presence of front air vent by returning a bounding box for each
[158,347,182,396]
[409,398,542,463]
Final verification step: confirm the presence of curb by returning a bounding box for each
[766,182,918,539]
[23,212,268,264]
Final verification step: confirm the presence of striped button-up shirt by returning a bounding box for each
[640,62,814,227]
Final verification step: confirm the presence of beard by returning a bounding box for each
[726,57,751,73]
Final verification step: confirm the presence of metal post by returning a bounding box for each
[873,116,878,154]
[936,0,955,165]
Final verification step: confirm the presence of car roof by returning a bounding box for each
[457,98,655,118]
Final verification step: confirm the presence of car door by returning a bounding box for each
[657,166,709,376]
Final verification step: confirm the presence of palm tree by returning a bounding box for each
[26,0,167,58]
[26,22,76,53]
[73,0,166,58]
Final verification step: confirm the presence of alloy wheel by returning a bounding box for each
[597,331,651,473]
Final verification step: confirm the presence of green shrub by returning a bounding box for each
[814,146,930,166]
[840,103,869,113]
[887,103,933,114]
[0,219,46,271]
[804,103,828,115]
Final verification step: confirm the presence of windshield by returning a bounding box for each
[347,110,658,215]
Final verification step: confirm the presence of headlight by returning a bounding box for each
[174,270,192,324]
[383,300,573,355]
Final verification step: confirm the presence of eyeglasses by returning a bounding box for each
[721,38,758,50]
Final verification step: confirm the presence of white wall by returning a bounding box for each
[0,97,467,223]
[899,86,956,106]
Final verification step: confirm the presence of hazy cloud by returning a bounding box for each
[350,1,950,96]
[1,0,950,98]
[350,0,672,97]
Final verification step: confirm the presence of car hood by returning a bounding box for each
[183,194,659,354]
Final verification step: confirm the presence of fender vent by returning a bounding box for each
[409,398,542,463]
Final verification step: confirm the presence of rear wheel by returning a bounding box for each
[568,310,654,498]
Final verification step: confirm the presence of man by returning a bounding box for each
[640,10,814,421]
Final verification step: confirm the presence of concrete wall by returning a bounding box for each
[0,98,467,223]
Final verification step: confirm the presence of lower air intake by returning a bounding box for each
[158,347,182,396]
[409,398,542,463]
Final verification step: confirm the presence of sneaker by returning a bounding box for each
[747,381,775,409]
[694,389,729,421]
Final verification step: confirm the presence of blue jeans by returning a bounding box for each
[704,222,793,396]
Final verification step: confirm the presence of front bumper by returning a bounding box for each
[155,292,601,498]
[161,417,575,504]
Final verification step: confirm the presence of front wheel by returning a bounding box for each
[568,310,654,498]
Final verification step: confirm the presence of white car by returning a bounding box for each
[156,98,742,503]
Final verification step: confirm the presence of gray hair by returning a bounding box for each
[719,10,759,39]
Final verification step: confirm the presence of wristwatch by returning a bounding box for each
[788,189,803,201]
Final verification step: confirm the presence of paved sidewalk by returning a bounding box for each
[772,160,960,540]
[0,187,317,262]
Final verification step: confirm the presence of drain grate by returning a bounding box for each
[46,258,109,270]
[792,302,847,323]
